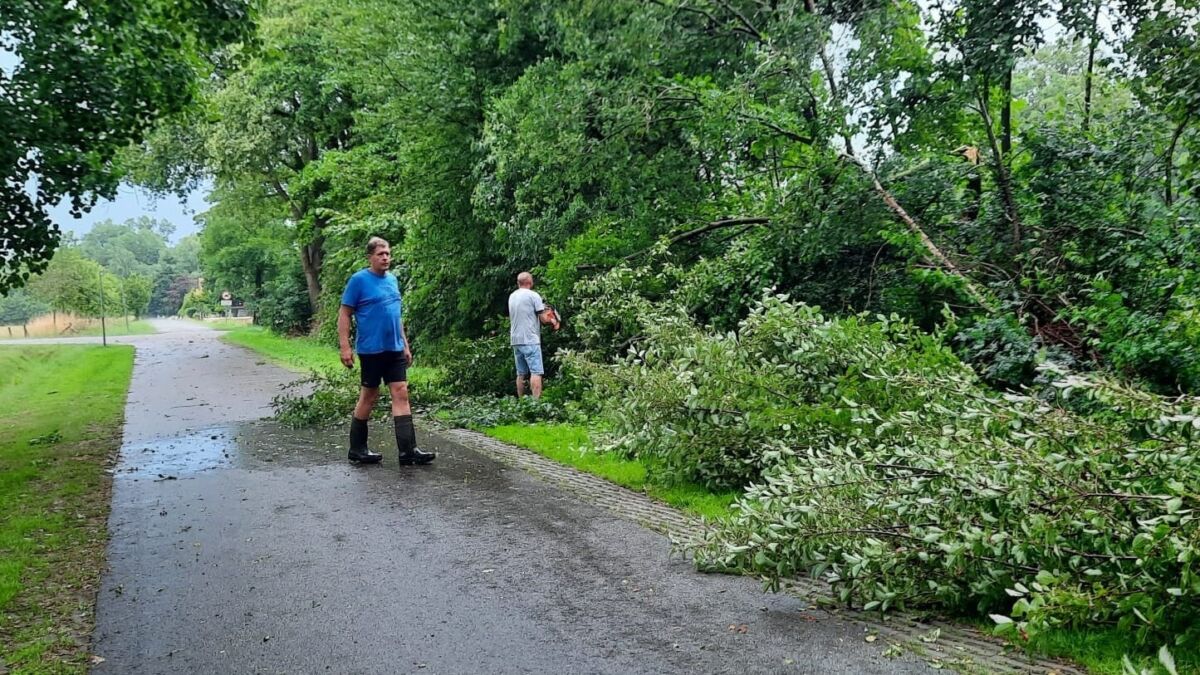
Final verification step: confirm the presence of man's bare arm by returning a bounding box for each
[337,305,355,368]
[400,319,412,365]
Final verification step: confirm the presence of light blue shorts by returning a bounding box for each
[513,344,544,376]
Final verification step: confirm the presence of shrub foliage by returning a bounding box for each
[571,293,1199,645]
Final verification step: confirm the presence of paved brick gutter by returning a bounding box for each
[439,426,1087,675]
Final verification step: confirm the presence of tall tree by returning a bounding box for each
[138,0,358,313]
[122,275,153,320]
[197,182,292,305]
[0,0,255,292]
[26,248,121,320]
[1120,1,1200,206]
[309,0,555,335]
[79,217,172,277]
[928,0,1048,253]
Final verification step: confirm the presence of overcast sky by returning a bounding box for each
[48,183,209,245]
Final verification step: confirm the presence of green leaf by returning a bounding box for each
[1158,645,1178,675]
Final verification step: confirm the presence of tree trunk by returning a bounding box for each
[1165,115,1190,207]
[1083,42,1097,132]
[1001,67,1013,158]
[977,88,1022,252]
[300,235,325,313]
[804,0,855,155]
[1082,0,1102,132]
[270,173,327,315]
[842,153,996,312]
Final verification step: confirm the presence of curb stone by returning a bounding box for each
[438,425,1087,675]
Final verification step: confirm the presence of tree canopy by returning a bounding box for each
[0,0,255,292]
[133,0,1200,391]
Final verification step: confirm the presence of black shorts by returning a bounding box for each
[359,351,407,388]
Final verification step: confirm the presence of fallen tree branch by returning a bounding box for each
[576,216,772,270]
[667,216,771,245]
[840,152,997,313]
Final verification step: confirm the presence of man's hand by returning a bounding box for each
[403,345,413,367]
[340,345,355,369]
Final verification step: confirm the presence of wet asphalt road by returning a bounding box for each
[84,319,932,674]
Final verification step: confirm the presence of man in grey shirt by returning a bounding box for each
[508,271,559,398]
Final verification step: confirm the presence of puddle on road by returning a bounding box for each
[117,421,345,479]
[115,419,526,502]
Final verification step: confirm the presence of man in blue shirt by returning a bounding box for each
[337,236,435,466]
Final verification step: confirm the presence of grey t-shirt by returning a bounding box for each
[508,287,546,345]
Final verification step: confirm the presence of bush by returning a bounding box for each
[692,366,1199,646]
[538,358,593,410]
[568,295,965,490]
[1075,279,1200,394]
[570,293,1199,645]
[951,314,1042,390]
[178,287,217,318]
[569,263,671,361]
[255,272,313,334]
[425,333,518,397]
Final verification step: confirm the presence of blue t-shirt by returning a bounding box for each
[341,269,405,354]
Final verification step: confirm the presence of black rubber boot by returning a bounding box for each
[394,415,435,465]
[348,416,382,464]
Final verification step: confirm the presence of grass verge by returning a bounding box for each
[68,320,156,338]
[483,423,738,521]
[221,326,442,391]
[186,318,253,331]
[1024,626,1199,675]
[0,345,134,672]
[221,326,337,374]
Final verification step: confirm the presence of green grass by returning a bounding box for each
[0,345,134,672]
[189,318,253,331]
[483,423,739,521]
[221,326,337,373]
[1021,626,1199,675]
[221,326,442,391]
[69,319,156,338]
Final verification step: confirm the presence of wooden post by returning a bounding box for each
[98,268,107,347]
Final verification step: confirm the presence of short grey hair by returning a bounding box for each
[366,237,390,255]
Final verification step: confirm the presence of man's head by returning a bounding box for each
[516,271,533,289]
[366,237,391,274]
